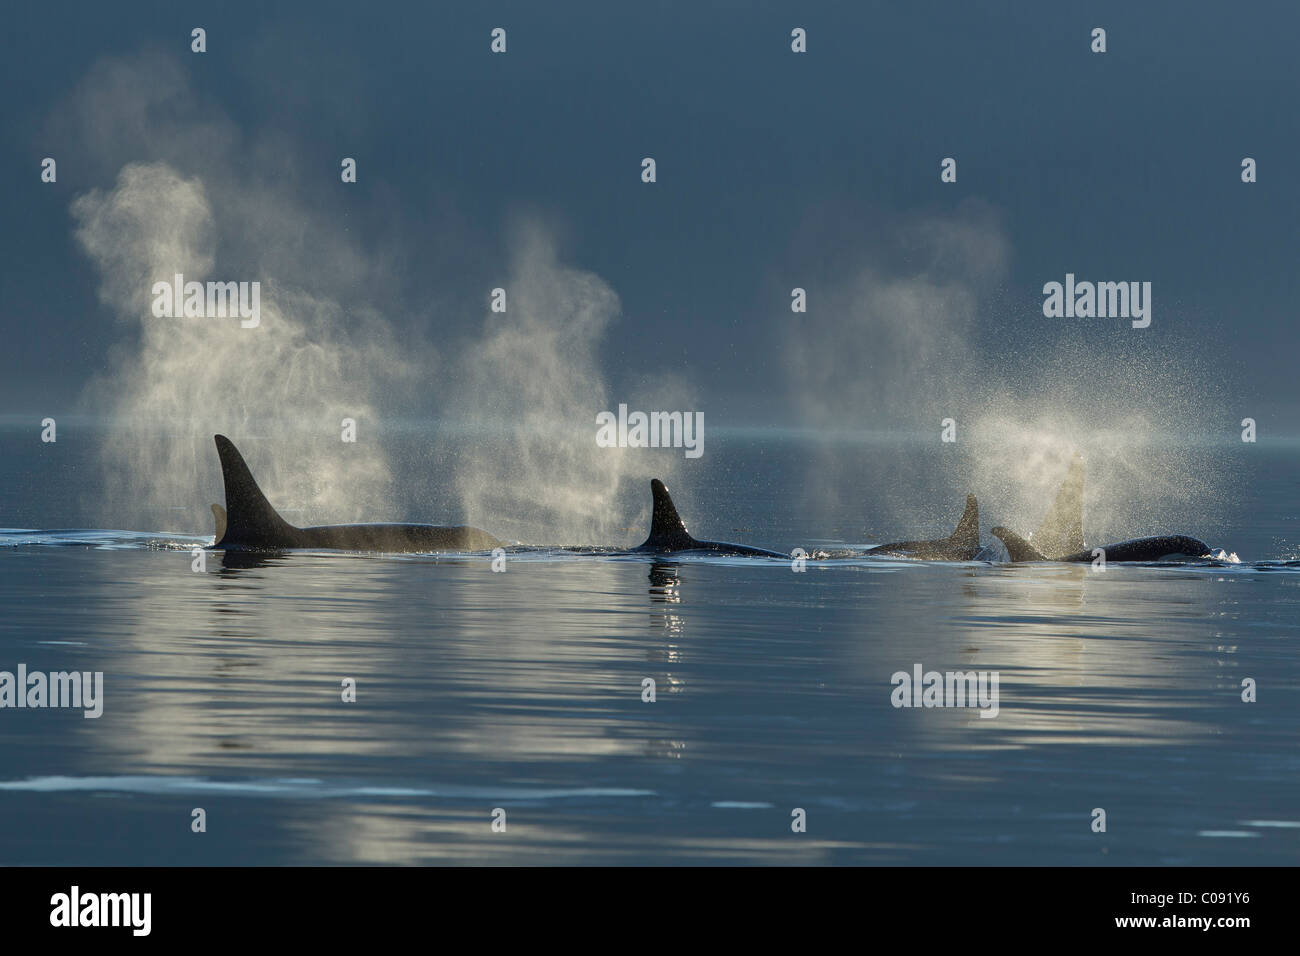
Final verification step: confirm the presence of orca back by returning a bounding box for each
[634,479,785,556]
[1077,535,1211,563]
[868,493,980,560]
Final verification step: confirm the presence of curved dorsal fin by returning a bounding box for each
[639,479,699,550]
[991,526,1046,562]
[1033,453,1085,558]
[213,435,298,547]
[949,493,979,549]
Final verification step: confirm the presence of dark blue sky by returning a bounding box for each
[3,0,1296,428]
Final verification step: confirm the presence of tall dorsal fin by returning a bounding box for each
[1033,452,1085,558]
[213,435,298,547]
[991,526,1046,562]
[210,503,226,542]
[949,493,979,550]
[639,479,699,550]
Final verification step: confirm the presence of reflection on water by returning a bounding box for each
[217,550,288,572]
[0,538,1297,865]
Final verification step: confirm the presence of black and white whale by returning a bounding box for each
[863,453,1085,562]
[210,434,503,552]
[632,479,787,557]
[990,453,1211,563]
[865,493,982,561]
[991,527,1211,563]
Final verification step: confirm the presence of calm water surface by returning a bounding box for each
[1,427,1297,865]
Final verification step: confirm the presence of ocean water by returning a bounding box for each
[0,423,1297,865]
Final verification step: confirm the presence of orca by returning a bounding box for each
[991,527,1211,563]
[865,493,982,560]
[210,434,503,552]
[633,479,787,557]
[990,452,1211,562]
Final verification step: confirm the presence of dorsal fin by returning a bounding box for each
[991,526,1046,562]
[949,493,979,549]
[1033,453,1085,558]
[213,435,298,547]
[210,503,226,542]
[639,479,699,550]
